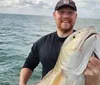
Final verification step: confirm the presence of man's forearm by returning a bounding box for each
[19,68,32,85]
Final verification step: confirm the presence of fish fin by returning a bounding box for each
[34,70,53,85]
[52,71,63,85]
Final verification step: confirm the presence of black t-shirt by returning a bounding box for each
[23,31,69,77]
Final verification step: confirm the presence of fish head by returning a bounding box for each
[58,26,97,75]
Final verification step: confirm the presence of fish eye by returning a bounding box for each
[73,36,75,38]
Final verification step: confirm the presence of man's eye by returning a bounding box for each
[69,12,74,15]
[59,11,64,14]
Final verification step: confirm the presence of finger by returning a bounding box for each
[84,67,94,76]
[87,62,99,74]
[89,56,100,67]
[87,62,95,69]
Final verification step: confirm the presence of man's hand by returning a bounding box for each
[84,56,100,85]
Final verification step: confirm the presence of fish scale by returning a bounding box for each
[33,26,100,85]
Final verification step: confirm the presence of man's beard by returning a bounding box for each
[59,26,74,33]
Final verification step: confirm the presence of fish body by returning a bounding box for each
[34,26,100,85]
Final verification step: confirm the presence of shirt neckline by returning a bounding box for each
[55,30,76,41]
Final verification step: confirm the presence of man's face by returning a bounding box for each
[53,6,77,33]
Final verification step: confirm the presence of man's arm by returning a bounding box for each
[84,56,100,85]
[19,68,32,85]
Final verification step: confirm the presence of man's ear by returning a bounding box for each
[75,13,78,20]
[76,13,77,17]
[53,11,56,19]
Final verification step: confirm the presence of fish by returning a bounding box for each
[33,26,100,85]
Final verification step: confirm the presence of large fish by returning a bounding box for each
[33,26,100,85]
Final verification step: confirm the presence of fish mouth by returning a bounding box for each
[78,33,97,50]
[76,31,97,50]
[85,33,97,40]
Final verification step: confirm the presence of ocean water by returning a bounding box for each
[0,13,100,85]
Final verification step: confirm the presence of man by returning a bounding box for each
[19,0,100,85]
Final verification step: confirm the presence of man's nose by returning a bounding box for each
[63,13,70,18]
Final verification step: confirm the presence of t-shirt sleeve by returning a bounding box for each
[22,42,39,71]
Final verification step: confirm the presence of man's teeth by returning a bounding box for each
[63,21,69,23]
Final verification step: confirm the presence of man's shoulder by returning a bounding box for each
[41,31,56,40]
[36,31,56,44]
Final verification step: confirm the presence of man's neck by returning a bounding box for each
[57,29,74,38]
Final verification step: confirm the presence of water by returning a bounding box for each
[0,13,100,85]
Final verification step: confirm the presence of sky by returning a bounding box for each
[0,0,100,18]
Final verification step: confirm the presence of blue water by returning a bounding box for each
[0,13,100,85]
